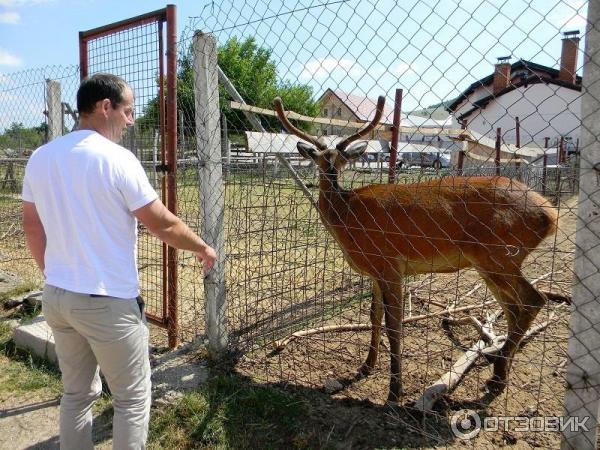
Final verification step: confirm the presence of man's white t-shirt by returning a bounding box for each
[22,130,158,298]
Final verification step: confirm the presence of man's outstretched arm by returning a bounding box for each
[134,199,217,273]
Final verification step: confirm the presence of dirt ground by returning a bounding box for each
[0,293,210,450]
[232,194,578,449]
[0,392,114,449]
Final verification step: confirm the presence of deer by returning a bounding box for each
[274,95,559,403]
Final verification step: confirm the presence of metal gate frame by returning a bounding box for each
[78,5,179,347]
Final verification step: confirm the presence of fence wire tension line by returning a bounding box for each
[1,1,600,448]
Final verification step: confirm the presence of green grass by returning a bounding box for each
[0,321,62,397]
[0,281,39,304]
[148,374,328,450]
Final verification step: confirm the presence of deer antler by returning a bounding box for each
[273,97,327,150]
[335,96,386,151]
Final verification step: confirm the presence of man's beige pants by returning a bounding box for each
[42,285,151,450]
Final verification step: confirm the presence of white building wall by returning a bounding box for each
[453,84,581,147]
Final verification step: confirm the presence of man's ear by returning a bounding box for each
[297,141,319,161]
[99,98,112,117]
[343,141,368,162]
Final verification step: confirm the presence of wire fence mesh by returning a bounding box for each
[0,65,79,288]
[176,1,586,447]
[81,14,173,330]
[0,0,596,447]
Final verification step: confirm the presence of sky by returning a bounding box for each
[0,0,589,130]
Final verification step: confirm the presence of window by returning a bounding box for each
[323,108,328,117]
[337,107,342,116]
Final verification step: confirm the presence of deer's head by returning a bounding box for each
[273,96,386,176]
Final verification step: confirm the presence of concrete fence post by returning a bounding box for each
[561,1,600,448]
[45,79,62,141]
[193,31,228,356]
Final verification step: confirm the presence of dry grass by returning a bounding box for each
[0,165,580,448]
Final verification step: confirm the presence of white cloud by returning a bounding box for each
[391,62,417,76]
[0,11,19,23]
[0,0,52,5]
[550,0,587,32]
[300,57,364,80]
[0,48,22,66]
[562,14,587,31]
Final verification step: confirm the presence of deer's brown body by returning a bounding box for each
[274,96,558,402]
[320,176,556,277]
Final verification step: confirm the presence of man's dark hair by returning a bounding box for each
[76,73,129,114]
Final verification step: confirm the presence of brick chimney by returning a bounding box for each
[559,30,580,84]
[493,56,512,94]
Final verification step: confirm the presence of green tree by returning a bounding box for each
[136,36,319,141]
[0,122,47,152]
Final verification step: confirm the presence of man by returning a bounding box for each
[22,73,216,450]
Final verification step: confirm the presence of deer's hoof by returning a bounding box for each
[358,363,374,377]
[483,376,507,394]
[386,390,404,404]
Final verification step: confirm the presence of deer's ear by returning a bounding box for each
[344,141,368,162]
[297,141,319,161]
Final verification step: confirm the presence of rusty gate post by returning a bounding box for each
[166,4,179,348]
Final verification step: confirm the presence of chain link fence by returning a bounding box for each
[178,1,589,448]
[0,65,79,287]
[1,0,598,447]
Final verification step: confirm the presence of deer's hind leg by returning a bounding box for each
[478,270,546,390]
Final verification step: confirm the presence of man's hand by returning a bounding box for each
[194,245,217,273]
[134,199,217,273]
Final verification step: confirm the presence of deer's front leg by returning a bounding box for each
[359,279,384,376]
[383,279,404,403]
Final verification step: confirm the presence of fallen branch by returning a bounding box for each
[0,223,17,240]
[415,308,558,412]
[272,299,496,352]
[531,271,554,285]
[553,357,568,376]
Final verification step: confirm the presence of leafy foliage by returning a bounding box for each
[0,122,47,153]
[136,36,320,142]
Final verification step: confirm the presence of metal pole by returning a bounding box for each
[515,116,521,180]
[158,18,169,337]
[556,137,563,200]
[216,65,316,207]
[166,4,178,348]
[78,33,88,80]
[559,136,566,164]
[221,112,230,179]
[388,89,402,184]
[562,0,600,446]
[457,120,466,175]
[193,31,228,356]
[543,137,549,196]
[179,109,186,159]
[495,127,501,176]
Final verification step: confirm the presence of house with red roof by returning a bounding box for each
[317,89,453,153]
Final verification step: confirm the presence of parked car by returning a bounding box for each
[395,151,450,170]
[360,153,379,162]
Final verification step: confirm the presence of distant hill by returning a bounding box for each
[409,100,454,120]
